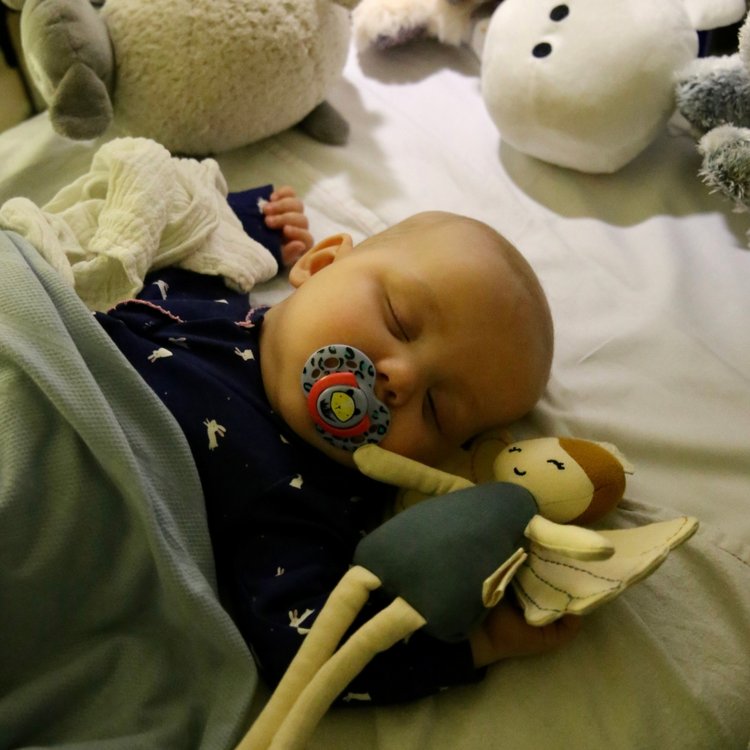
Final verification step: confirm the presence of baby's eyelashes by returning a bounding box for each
[424,390,441,432]
[386,296,410,342]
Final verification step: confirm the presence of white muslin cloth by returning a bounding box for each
[0,137,277,311]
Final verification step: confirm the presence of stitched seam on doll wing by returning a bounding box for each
[524,555,623,607]
[658,517,696,550]
[512,567,574,615]
[513,560,622,616]
[516,517,700,614]
[527,552,624,586]
[592,516,697,559]
[513,553,623,614]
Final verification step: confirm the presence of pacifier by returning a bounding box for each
[301,345,391,452]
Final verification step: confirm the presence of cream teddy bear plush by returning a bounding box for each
[5,0,359,154]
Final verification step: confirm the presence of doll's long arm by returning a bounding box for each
[236,565,382,750]
[354,444,473,496]
[237,565,427,750]
[524,515,615,560]
[269,596,427,750]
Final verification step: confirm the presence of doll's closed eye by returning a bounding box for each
[547,459,565,470]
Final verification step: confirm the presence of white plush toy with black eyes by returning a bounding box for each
[353,0,746,173]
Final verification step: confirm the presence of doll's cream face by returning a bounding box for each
[260,213,553,468]
[494,438,592,522]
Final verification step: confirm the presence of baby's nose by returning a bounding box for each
[375,357,420,407]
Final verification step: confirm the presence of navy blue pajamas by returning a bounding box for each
[95,188,481,704]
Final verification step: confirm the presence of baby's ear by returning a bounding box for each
[288,233,354,287]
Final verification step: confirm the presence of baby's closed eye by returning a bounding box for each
[386,295,410,341]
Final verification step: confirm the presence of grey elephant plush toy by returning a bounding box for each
[4,0,359,154]
[676,13,750,208]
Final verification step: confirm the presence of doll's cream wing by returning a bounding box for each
[513,516,699,626]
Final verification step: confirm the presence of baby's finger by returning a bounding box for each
[281,240,308,268]
[265,210,310,231]
[264,197,305,216]
[283,223,314,250]
[266,188,303,214]
[269,185,298,202]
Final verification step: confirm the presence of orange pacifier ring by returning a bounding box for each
[301,345,391,452]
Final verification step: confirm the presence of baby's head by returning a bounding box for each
[260,211,553,468]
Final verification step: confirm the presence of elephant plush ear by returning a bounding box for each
[3,1,26,12]
[16,0,114,139]
[297,100,350,145]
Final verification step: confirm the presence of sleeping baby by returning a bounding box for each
[95,185,576,704]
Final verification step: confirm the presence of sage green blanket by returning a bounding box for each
[0,230,256,749]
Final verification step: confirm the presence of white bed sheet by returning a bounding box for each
[1,38,749,750]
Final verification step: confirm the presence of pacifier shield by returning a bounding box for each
[301,345,391,452]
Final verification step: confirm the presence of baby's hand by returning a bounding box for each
[262,186,314,268]
[469,598,582,668]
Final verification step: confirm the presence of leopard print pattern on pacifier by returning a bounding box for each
[301,345,391,452]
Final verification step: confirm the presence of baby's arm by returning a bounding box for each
[469,599,582,668]
[262,186,314,267]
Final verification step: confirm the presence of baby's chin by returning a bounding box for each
[264,376,356,467]
[315,440,358,468]
[287,416,359,468]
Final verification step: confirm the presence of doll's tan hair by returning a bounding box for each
[558,437,626,524]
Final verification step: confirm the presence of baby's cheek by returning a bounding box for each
[337,308,374,335]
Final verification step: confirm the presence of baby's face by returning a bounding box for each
[260,213,551,468]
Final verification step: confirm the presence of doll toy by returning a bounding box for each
[236,436,697,750]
